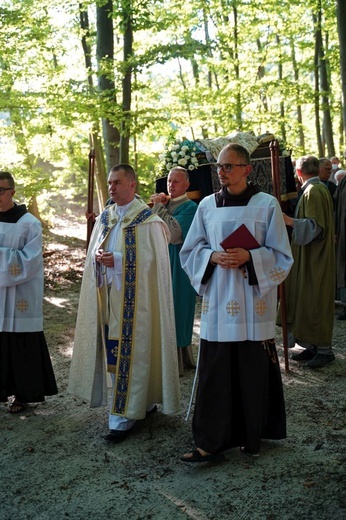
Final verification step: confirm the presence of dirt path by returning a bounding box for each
[0,217,345,520]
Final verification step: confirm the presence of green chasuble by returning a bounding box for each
[168,199,197,348]
[285,181,335,346]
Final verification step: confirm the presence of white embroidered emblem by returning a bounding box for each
[255,299,267,316]
[201,299,209,314]
[16,299,29,312]
[9,263,22,277]
[269,267,286,284]
[226,300,240,316]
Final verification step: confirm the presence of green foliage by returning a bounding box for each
[0,0,344,221]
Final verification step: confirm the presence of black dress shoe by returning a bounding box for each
[104,429,131,443]
[337,310,346,320]
[304,353,335,369]
[146,405,157,415]
[291,349,316,362]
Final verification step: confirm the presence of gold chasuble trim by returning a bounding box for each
[111,207,152,416]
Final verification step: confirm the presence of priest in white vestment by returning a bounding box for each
[68,164,180,442]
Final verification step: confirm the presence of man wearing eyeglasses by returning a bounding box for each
[179,143,293,463]
[0,171,57,414]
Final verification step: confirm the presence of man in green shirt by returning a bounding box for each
[151,167,198,375]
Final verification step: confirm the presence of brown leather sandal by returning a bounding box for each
[8,401,27,414]
[180,449,225,463]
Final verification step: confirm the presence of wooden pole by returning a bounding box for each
[86,148,96,251]
[269,139,290,372]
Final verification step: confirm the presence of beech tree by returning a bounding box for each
[336,0,346,151]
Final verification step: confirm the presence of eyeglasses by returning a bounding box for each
[216,163,248,173]
[0,187,13,195]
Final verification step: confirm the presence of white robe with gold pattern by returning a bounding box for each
[68,200,180,420]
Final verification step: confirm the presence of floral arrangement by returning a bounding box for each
[159,138,207,174]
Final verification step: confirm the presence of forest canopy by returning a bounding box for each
[0,0,344,218]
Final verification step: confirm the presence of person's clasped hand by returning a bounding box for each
[211,248,250,269]
[95,249,115,268]
[150,192,170,205]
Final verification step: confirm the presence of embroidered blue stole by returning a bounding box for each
[102,206,152,415]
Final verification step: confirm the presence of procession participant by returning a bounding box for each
[0,171,57,413]
[68,164,180,441]
[283,155,335,368]
[150,166,198,375]
[179,144,293,462]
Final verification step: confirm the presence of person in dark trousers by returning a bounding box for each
[179,144,293,462]
[0,171,57,413]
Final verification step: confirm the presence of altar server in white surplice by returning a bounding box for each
[0,171,57,414]
[68,164,180,442]
[179,144,293,463]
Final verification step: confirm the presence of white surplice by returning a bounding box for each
[180,192,294,342]
[0,214,44,332]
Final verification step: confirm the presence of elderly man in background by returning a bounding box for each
[283,156,335,368]
[69,164,180,442]
[318,158,337,205]
[151,166,198,375]
[329,156,341,184]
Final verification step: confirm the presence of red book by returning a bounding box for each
[220,224,260,251]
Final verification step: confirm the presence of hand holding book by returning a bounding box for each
[220,224,260,251]
[219,224,260,279]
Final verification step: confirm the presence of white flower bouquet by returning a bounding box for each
[159,139,208,174]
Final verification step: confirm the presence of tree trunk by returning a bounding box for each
[276,35,286,142]
[318,21,335,156]
[290,37,305,153]
[336,0,346,152]
[313,11,323,157]
[91,133,108,209]
[200,8,220,139]
[233,6,242,129]
[27,195,44,224]
[96,0,120,171]
[256,38,268,113]
[120,0,133,163]
[177,57,195,140]
[79,6,108,207]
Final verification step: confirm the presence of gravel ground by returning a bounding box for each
[0,216,345,520]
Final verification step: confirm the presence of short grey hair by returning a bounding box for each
[169,166,189,182]
[296,156,319,176]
